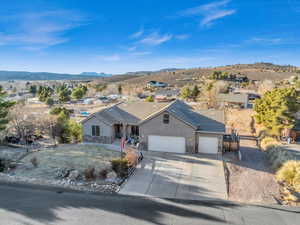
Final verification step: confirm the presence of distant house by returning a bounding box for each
[154,89,180,102]
[217,93,249,108]
[82,100,225,154]
[217,92,260,109]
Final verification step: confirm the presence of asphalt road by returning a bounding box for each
[0,183,299,225]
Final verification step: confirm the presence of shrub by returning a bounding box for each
[260,137,280,151]
[46,97,55,106]
[84,167,95,181]
[145,96,154,102]
[276,160,300,192]
[124,149,139,167]
[99,168,108,179]
[111,158,129,178]
[266,147,294,170]
[30,157,38,168]
[0,159,6,172]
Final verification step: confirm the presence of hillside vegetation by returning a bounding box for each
[94,63,299,95]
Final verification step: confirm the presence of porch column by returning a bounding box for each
[122,123,127,139]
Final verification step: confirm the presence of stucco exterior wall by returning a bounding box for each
[139,112,196,153]
[82,116,114,144]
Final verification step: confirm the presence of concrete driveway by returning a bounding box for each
[119,152,227,200]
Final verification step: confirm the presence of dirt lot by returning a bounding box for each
[225,109,255,135]
[224,140,280,204]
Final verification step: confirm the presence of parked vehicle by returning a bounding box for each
[137,93,148,99]
[147,81,168,88]
[98,96,110,103]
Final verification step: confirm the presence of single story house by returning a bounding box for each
[217,93,249,108]
[154,89,180,102]
[82,100,225,154]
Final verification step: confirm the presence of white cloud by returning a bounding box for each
[249,37,282,45]
[139,32,173,46]
[130,29,144,39]
[179,0,236,26]
[175,34,190,40]
[130,51,151,56]
[0,10,87,50]
[126,46,137,51]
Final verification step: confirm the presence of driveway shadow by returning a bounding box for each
[0,183,235,225]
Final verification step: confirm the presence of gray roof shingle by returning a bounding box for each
[84,100,225,133]
[166,100,225,132]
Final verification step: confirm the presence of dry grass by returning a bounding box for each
[276,160,300,190]
[17,144,120,179]
[225,109,255,135]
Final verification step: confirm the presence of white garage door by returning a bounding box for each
[148,135,186,153]
[198,136,219,154]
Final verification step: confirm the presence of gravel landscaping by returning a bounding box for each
[0,144,124,193]
[224,140,281,204]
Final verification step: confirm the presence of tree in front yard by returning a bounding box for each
[0,87,15,131]
[51,110,82,144]
[254,87,300,137]
[68,119,83,143]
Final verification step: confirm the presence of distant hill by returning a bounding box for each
[125,68,181,76]
[0,71,112,81]
[113,62,300,90]
[80,72,112,77]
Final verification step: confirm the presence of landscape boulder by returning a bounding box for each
[68,170,80,181]
[106,171,117,179]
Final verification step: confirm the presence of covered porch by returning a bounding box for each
[113,123,140,143]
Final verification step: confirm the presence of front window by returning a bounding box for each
[131,126,139,136]
[92,125,100,136]
[163,113,169,124]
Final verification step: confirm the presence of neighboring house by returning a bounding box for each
[217,93,249,108]
[82,100,225,154]
[154,89,180,102]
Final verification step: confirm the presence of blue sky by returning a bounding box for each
[0,0,300,74]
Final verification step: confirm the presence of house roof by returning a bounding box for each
[83,101,171,125]
[217,93,248,103]
[141,100,225,133]
[194,109,225,133]
[117,102,170,121]
[165,101,225,132]
[83,100,225,133]
[155,89,180,97]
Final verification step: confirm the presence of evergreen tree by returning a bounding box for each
[38,86,53,102]
[71,87,85,100]
[57,85,71,102]
[181,86,191,100]
[118,84,122,95]
[29,85,37,96]
[191,85,200,101]
[254,87,300,136]
[0,87,15,131]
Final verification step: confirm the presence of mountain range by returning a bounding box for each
[0,71,112,81]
